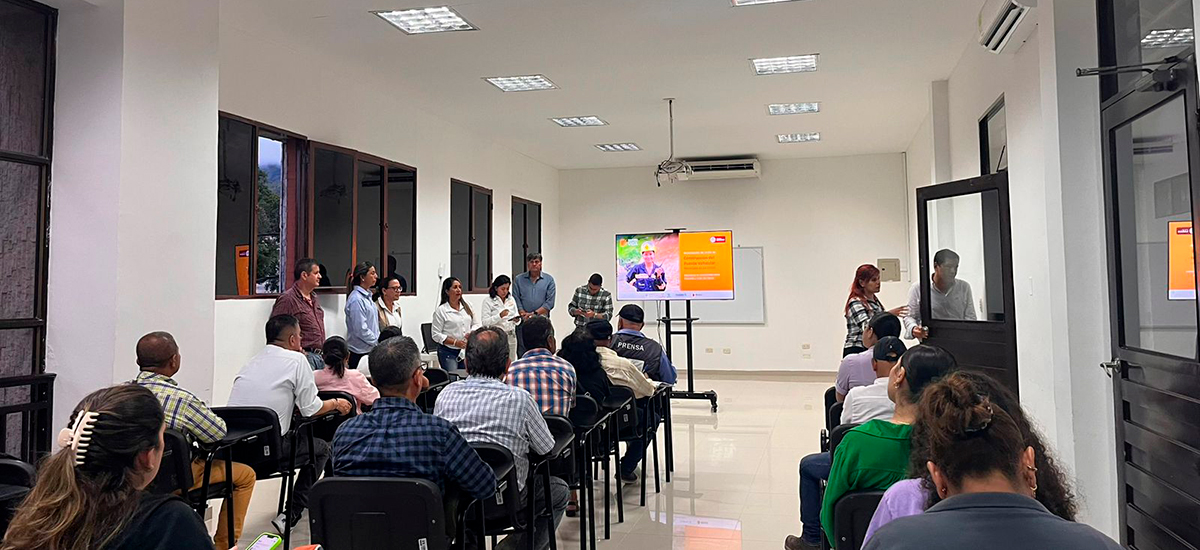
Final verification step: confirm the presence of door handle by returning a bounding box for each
[1100,360,1120,378]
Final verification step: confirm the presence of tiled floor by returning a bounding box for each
[227,374,832,550]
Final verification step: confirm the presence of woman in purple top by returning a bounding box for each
[862,371,1079,544]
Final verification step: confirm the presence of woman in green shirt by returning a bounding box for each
[819,345,956,546]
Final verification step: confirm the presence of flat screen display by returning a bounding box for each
[1168,220,1195,300]
[615,230,734,301]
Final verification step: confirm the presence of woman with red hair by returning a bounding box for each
[843,264,907,356]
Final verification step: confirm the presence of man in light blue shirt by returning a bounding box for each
[512,253,556,356]
[344,263,380,369]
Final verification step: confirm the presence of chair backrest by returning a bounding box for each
[833,490,885,550]
[468,442,523,528]
[214,406,284,478]
[824,386,837,427]
[146,428,195,495]
[310,477,447,550]
[568,394,601,428]
[828,402,845,432]
[0,458,35,541]
[417,381,450,414]
[424,368,450,385]
[828,423,860,460]
[604,386,638,438]
[421,323,436,353]
[542,415,575,483]
[312,390,358,442]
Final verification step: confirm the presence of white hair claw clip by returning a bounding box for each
[57,411,99,466]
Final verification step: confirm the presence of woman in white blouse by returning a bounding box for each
[431,277,477,372]
[481,275,520,361]
[374,275,403,333]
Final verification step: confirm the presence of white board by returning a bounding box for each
[641,246,765,325]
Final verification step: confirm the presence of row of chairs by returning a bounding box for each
[818,386,884,550]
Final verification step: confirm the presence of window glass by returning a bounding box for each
[386,167,416,292]
[216,118,255,296]
[451,182,471,284]
[512,201,527,276]
[357,161,383,270]
[0,161,39,319]
[313,148,354,288]
[256,135,285,294]
[472,188,492,290]
[982,102,1007,174]
[526,201,541,262]
[925,190,1005,322]
[1109,0,1194,92]
[0,2,48,156]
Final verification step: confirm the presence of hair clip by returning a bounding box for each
[56,411,99,466]
[963,403,994,433]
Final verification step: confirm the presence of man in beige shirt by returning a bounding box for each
[587,321,655,399]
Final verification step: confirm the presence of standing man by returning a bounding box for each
[903,248,977,340]
[511,253,556,356]
[272,258,327,370]
[568,273,613,328]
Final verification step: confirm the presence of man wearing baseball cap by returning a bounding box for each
[610,304,676,384]
[840,336,906,425]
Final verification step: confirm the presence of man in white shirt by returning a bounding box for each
[904,248,977,339]
[228,314,352,532]
[841,336,906,425]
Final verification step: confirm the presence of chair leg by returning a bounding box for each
[664,397,674,477]
[653,433,660,494]
[639,434,647,507]
[543,468,557,550]
[578,439,587,550]
[225,459,236,549]
[602,439,610,540]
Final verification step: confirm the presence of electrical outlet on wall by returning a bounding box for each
[722,348,732,355]
[705,348,713,354]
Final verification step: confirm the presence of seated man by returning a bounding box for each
[841,337,905,425]
[836,312,901,401]
[587,320,655,399]
[133,331,255,549]
[507,315,577,415]
[610,304,677,384]
[333,336,495,538]
[435,326,568,550]
[227,314,353,532]
[356,325,403,381]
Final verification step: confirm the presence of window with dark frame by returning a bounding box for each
[512,197,542,276]
[979,96,1007,175]
[451,180,493,292]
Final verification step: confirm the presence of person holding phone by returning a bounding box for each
[481,275,520,361]
[568,273,614,328]
[432,277,478,372]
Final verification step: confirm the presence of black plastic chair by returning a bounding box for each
[827,402,844,432]
[310,477,462,550]
[568,395,606,550]
[828,423,860,460]
[147,428,237,547]
[0,458,36,537]
[425,368,450,385]
[311,391,358,443]
[421,323,436,353]
[831,490,885,550]
[417,381,451,414]
[823,386,837,428]
[469,443,534,550]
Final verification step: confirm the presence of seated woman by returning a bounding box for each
[817,345,955,548]
[863,371,1077,543]
[314,336,380,413]
[558,329,613,401]
[2,385,213,550]
[863,371,1122,550]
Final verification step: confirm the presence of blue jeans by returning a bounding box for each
[305,351,324,371]
[620,399,660,476]
[437,345,463,372]
[799,451,831,544]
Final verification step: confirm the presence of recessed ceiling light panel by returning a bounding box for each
[732,0,806,5]
[768,102,820,115]
[551,116,608,127]
[485,75,558,92]
[1141,28,1194,48]
[752,54,819,75]
[373,6,476,35]
[595,143,641,152]
[778,132,821,143]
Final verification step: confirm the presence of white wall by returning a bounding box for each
[557,155,911,373]
[211,17,561,403]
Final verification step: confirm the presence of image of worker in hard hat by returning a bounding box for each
[626,240,668,292]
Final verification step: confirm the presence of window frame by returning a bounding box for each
[511,195,542,276]
[215,112,307,300]
[978,95,1007,176]
[451,179,493,293]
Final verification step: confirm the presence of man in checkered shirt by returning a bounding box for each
[333,336,495,539]
[567,273,614,328]
[435,326,569,550]
[506,315,577,415]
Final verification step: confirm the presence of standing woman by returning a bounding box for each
[2,385,214,550]
[844,264,907,356]
[375,275,404,334]
[432,277,478,372]
[481,275,520,361]
[344,262,380,369]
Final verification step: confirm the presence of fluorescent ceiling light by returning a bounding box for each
[372,6,476,35]
[551,116,608,127]
[1141,28,1194,49]
[732,0,805,5]
[595,143,641,152]
[778,132,821,143]
[768,102,820,115]
[485,75,558,92]
[752,54,819,75]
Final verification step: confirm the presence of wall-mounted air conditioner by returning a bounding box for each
[676,159,761,181]
[978,0,1036,54]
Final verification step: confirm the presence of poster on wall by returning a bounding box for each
[614,230,735,301]
[1168,220,1195,301]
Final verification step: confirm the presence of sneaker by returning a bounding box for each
[783,535,821,550]
[270,510,301,533]
[619,471,638,484]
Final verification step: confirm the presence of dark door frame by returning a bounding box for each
[915,171,1019,394]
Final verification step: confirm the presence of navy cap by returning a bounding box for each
[873,336,907,362]
[618,304,645,324]
[586,320,613,340]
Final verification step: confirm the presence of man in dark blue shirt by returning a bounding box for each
[333,336,495,537]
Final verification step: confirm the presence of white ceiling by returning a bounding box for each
[227,0,985,170]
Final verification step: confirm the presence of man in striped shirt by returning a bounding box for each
[133,331,256,550]
[506,315,576,415]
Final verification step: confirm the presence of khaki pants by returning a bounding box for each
[190,458,256,549]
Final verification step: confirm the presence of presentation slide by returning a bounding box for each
[615,230,734,301]
[1168,220,1195,301]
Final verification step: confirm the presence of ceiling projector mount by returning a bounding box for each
[655,98,692,187]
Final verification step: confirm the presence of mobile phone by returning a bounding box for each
[246,533,283,550]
